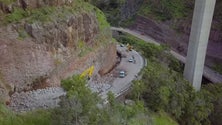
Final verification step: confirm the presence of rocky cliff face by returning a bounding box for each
[120,0,144,20]
[0,0,73,13]
[0,0,116,103]
[91,0,144,26]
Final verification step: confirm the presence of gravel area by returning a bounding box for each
[9,87,66,112]
[8,72,115,112]
[8,69,116,112]
[89,83,112,93]
[9,82,113,112]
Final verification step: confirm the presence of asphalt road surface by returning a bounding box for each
[100,44,144,102]
[111,27,222,83]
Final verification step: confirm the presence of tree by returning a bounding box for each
[131,80,145,100]
[139,61,213,125]
[204,84,222,125]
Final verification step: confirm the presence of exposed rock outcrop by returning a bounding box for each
[120,0,144,20]
[92,0,144,26]
[0,1,115,103]
[17,0,74,9]
[0,2,14,13]
[98,43,117,76]
[22,13,99,49]
[0,0,74,13]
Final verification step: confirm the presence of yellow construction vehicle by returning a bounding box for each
[126,43,133,51]
[80,66,94,79]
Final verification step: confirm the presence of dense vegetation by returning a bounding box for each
[115,33,222,125]
[0,74,178,125]
[0,0,16,5]
[212,63,222,75]
[138,0,193,21]
[1,30,222,125]
[0,0,109,30]
[203,84,222,125]
[52,75,152,125]
[0,104,51,125]
[139,62,213,125]
[92,0,222,30]
[90,0,193,25]
[1,1,222,125]
[89,0,126,26]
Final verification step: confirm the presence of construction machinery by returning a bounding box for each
[80,66,94,79]
[126,44,133,51]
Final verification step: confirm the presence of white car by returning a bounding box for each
[128,58,134,62]
[119,71,126,78]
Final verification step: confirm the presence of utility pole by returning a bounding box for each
[184,0,216,91]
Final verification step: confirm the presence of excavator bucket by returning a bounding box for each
[80,66,94,78]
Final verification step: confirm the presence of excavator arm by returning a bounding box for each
[80,66,94,78]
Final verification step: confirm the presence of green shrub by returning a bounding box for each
[90,0,125,26]
[116,34,165,59]
[203,84,222,125]
[28,7,55,23]
[168,54,184,73]
[0,104,51,125]
[95,7,110,30]
[138,0,187,21]
[0,0,16,5]
[5,8,28,23]
[0,104,22,125]
[131,80,146,100]
[152,112,178,125]
[61,75,90,97]
[212,63,222,74]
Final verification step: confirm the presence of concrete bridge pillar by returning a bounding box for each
[184,0,216,91]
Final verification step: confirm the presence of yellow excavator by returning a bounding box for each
[126,43,133,51]
[80,66,94,79]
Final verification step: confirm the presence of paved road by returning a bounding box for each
[111,27,222,83]
[9,44,144,111]
[100,45,144,101]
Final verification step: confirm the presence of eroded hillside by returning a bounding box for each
[0,0,116,103]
